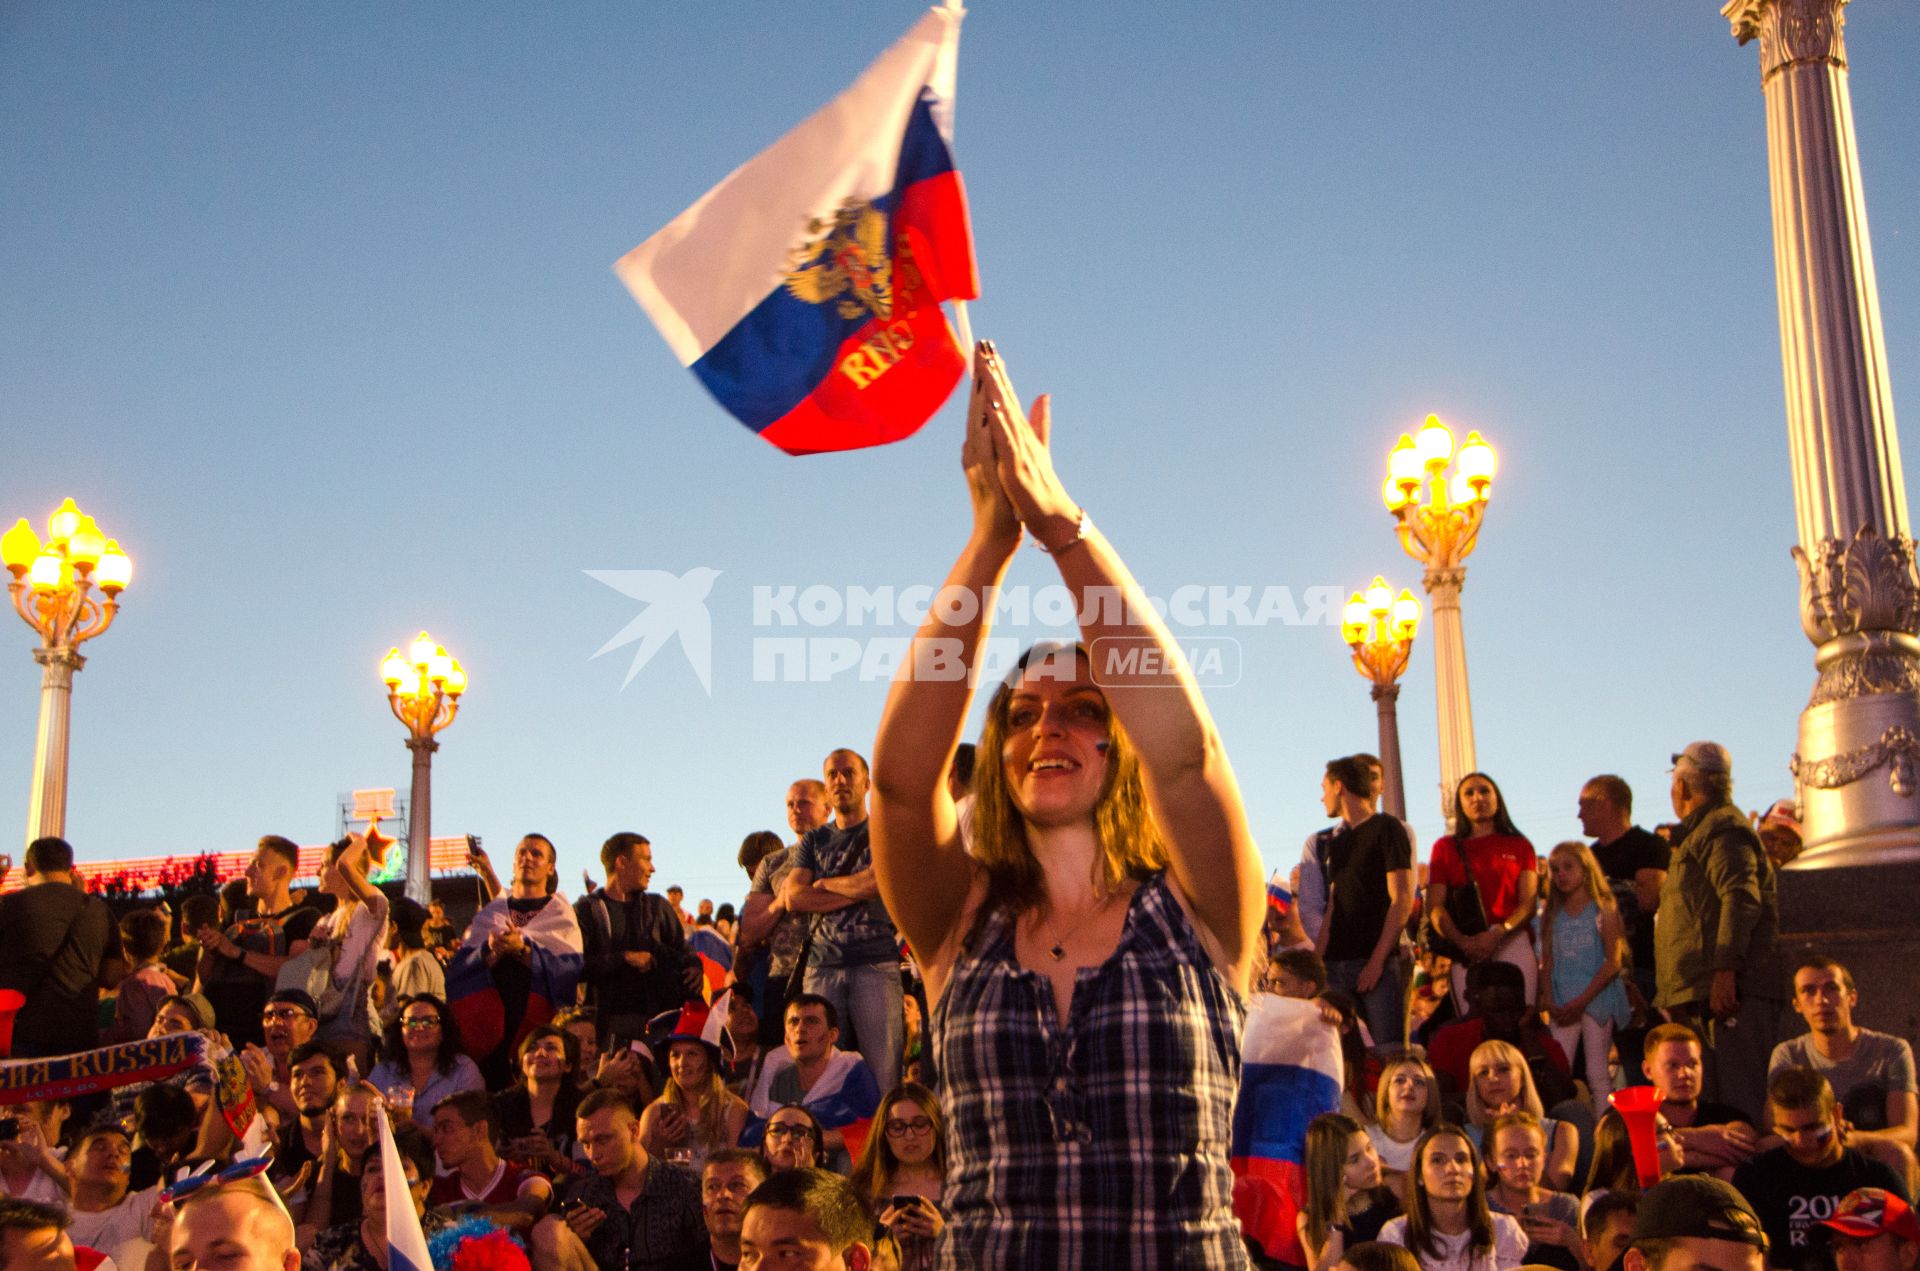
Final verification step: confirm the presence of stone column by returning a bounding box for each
[24,648,82,843]
[1726,0,1920,1038]
[406,734,437,904]
[1373,680,1409,822]
[1424,566,1475,821]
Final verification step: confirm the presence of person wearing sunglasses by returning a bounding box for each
[238,989,320,1129]
[369,994,484,1133]
[868,343,1265,1267]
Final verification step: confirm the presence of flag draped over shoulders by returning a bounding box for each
[1231,994,1345,1265]
[743,1047,881,1161]
[615,5,977,455]
[447,895,584,1061]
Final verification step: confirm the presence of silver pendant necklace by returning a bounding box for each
[1040,891,1112,961]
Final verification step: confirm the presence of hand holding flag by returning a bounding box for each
[378,1102,434,1271]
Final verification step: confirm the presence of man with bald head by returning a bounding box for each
[168,1177,301,1271]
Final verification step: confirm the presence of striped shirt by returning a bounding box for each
[933,871,1249,1269]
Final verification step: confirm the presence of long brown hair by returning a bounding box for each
[847,1082,947,1205]
[967,644,1167,943]
[1403,1125,1496,1261]
[1301,1112,1392,1254]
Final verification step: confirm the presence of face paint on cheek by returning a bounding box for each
[1095,740,1110,753]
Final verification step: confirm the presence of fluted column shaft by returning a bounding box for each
[406,735,437,904]
[1727,0,1920,864]
[25,648,82,843]
[1372,681,1408,822]
[1424,568,1475,821]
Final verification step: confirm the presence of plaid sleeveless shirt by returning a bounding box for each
[933,871,1250,1269]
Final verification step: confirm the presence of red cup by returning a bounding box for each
[1609,1085,1665,1187]
[0,989,25,1059]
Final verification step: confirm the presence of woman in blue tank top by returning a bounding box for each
[871,342,1266,1269]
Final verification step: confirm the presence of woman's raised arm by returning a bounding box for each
[870,352,1021,967]
[978,346,1264,982]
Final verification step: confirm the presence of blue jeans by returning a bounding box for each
[804,960,904,1092]
[1327,955,1405,1050]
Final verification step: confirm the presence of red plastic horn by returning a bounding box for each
[0,989,25,1059]
[1610,1085,1665,1187]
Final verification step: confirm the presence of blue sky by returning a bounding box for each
[3,3,1917,910]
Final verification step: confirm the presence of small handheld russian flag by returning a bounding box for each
[616,6,978,455]
[378,1103,434,1271]
[1265,869,1294,917]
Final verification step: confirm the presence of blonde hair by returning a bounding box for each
[661,1042,733,1149]
[1541,840,1625,971]
[967,644,1167,941]
[1374,1054,1443,1133]
[1467,1039,1544,1126]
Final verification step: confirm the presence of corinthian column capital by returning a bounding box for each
[1723,0,1849,80]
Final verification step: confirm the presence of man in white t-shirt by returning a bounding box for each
[63,1126,157,1271]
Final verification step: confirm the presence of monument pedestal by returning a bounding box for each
[1777,856,1920,1041]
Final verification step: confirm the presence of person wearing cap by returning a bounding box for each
[1819,1187,1920,1271]
[637,999,749,1175]
[1753,802,1803,871]
[1732,1068,1908,1271]
[1656,742,1784,1123]
[1622,1175,1769,1271]
[1769,957,1918,1193]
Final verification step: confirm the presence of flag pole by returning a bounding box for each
[943,0,975,357]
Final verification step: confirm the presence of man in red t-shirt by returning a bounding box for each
[428,1090,553,1231]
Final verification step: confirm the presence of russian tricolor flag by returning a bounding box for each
[1266,871,1295,916]
[1231,994,1345,1266]
[377,1104,433,1271]
[616,6,977,455]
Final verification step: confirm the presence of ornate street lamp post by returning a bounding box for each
[1342,576,1422,820]
[1724,0,1920,1034]
[380,632,467,903]
[1384,415,1497,819]
[1,500,133,843]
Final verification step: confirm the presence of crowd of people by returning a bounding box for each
[0,346,1910,1271]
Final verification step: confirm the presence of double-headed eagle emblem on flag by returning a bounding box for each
[784,198,894,321]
